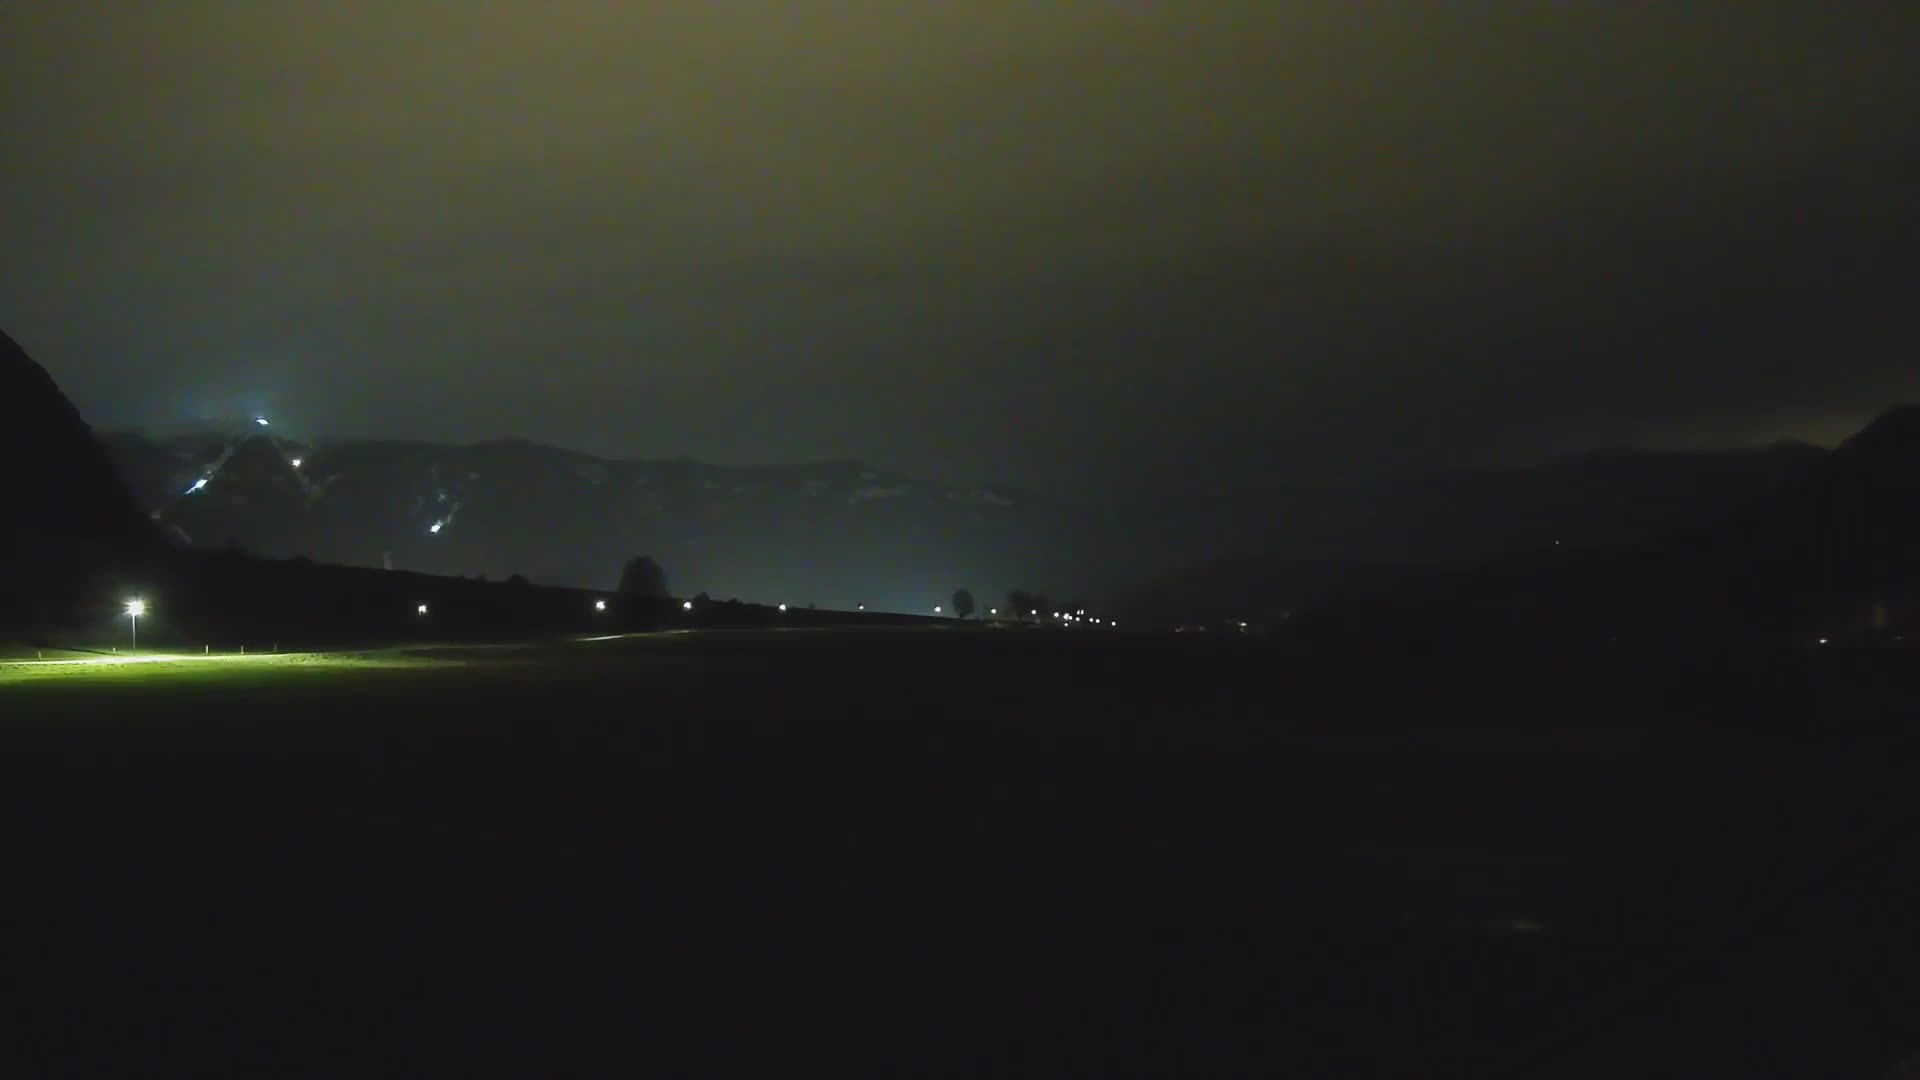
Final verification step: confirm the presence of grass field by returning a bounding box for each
[5,628,1916,1075]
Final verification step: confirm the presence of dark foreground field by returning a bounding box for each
[4,629,1918,1076]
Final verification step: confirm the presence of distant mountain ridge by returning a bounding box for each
[1273,405,1920,647]
[101,422,1830,620]
[101,428,1063,613]
[15,315,1920,643]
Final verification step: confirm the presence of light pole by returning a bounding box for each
[125,598,146,653]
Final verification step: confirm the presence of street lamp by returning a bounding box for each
[124,598,145,652]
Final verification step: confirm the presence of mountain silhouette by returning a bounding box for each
[0,328,155,621]
[1285,405,1920,648]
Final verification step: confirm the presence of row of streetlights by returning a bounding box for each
[116,592,1023,654]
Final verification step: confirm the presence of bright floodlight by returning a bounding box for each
[934,605,942,614]
[778,603,788,612]
[186,478,209,494]
[428,521,443,534]
[594,599,607,612]
[255,417,269,427]
[416,604,429,615]
[124,598,145,652]
[682,600,693,611]
[990,608,998,615]
[858,604,865,610]
[290,457,303,468]
[1030,610,1037,616]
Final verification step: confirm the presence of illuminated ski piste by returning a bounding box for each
[155,415,476,545]
[159,415,318,519]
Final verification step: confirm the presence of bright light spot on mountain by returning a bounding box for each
[778,603,787,612]
[594,599,606,612]
[682,600,693,611]
[290,458,302,468]
[254,418,269,427]
[416,604,428,615]
[429,521,443,534]
[934,605,942,614]
[185,478,208,494]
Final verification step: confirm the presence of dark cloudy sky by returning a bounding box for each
[3,4,1917,494]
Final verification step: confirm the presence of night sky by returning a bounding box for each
[3,4,1916,495]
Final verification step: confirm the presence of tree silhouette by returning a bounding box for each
[952,588,976,619]
[618,555,669,598]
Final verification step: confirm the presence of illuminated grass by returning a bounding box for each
[0,650,448,685]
